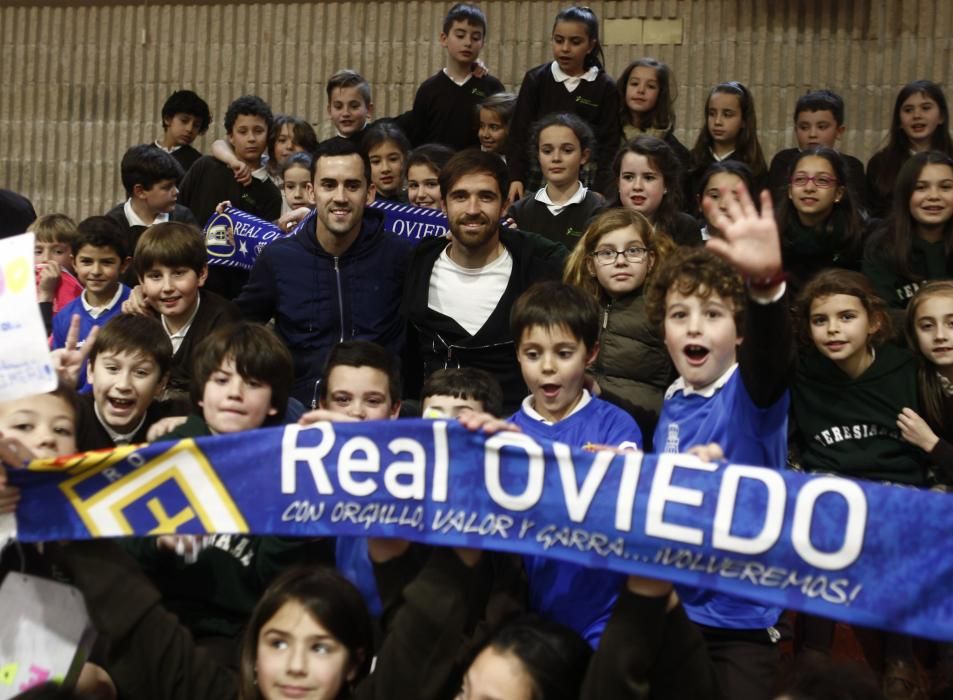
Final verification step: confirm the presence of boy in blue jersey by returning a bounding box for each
[508,280,643,646]
[51,217,132,393]
[645,186,793,700]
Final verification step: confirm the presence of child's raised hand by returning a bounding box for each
[297,409,360,426]
[703,186,782,283]
[456,411,521,435]
[121,285,155,317]
[507,181,525,205]
[0,434,29,513]
[277,206,311,232]
[50,314,98,388]
[471,59,489,78]
[146,416,188,441]
[230,162,252,186]
[897,408,940,453]
[36,261,61,302]
[214,200,232,215]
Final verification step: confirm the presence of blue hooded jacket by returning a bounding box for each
[235,207,411,406]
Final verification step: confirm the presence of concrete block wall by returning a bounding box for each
[0,0,950,218]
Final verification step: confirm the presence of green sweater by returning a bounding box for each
[791,343,928,485]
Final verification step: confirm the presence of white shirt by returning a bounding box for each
[123,198,170,228]
[154,140,182,154]
[709,148,736,162]
[428,246,513,335]
[520,389,592,425]
[534,183,587,216]
[550,61,600,93]
[666,363,739,400]
[81,284,125,319]
[162,294,201,354]
[94,401,147,445]
[443,68,473,87]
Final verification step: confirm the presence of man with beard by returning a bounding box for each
[235,138,410,407]
[402,148,567,412]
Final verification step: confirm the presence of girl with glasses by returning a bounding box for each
[563,208,675,445]
[776,146,866,293]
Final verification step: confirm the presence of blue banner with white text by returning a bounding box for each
[203,203,448,270]
[7,419,953,641]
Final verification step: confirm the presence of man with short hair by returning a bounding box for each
[402,148,566,412]
[235,138,411,407]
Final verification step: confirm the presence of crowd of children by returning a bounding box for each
[2,2,953,699]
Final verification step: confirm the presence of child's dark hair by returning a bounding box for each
[696,160,758,204]
[239,566,373,700]
[439,148,509,201]
[646,247,747,332]
[443,2,487,36]
[795,269,892,347]
[134,221,206,279]
[530,112,596,162]
[872,80,953,199]
[793,89,845,125]
[881,150,953,281]
[191,322,293,421]
[281,152,315,179]
[553,6,604,70]
[268,115,319,163]
[224,95,274,134]
[361,121,411,160]
[319,340,401,408]
[89,314,173,378]
[28,213,77,246]
[473,615,592,700]
[612,135,684,222]
[775,146,864,251]
[406,144,455,178]
[318,136,372,184]
[120,144,184,197]
[161,89,211,134]
[325,68,372,106]
[421,367,504,417]
[906,280,953,437]
[510,281,601,352]
[617,57,677,130]
[73,216,127,258]
[690,82,767,177]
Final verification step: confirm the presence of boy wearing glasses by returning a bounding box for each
[767,89,867,211]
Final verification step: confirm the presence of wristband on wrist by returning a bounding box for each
[746,271,787,291]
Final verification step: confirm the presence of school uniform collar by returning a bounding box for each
[521,389,592,425]
[94,401,146,445]
[534,182,587,215]
[250,163,270,183]
[550,61,600,92]
[161,293,201,341]
[665,363,738,400]
[123,198,170,228]
[81,284,124,319]
[154,140,182,154]
[709,148,735,162]
[442,67,473,87]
